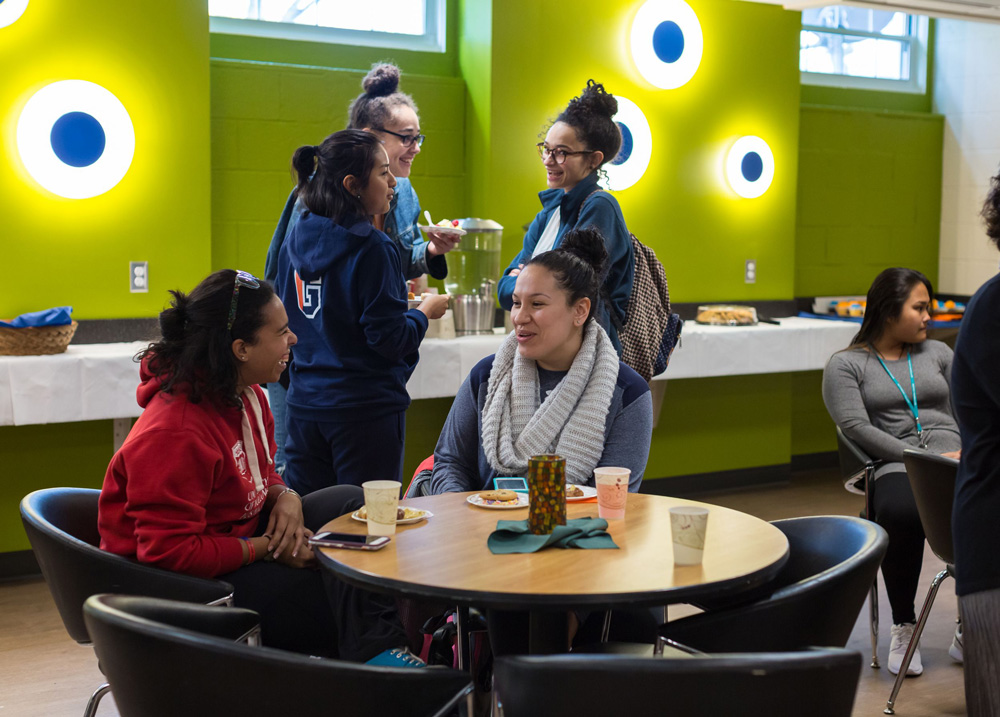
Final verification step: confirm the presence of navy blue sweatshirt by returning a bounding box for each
[275,212,428,421]
[952,272,1000,596]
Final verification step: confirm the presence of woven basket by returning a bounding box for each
[0,321,78,356]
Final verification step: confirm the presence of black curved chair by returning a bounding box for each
[494,649,862,717]
[20,488,235,717]
[884,450,959,714]
[657,515,887,653]
[836,425,883,668]
[83,594,474,717]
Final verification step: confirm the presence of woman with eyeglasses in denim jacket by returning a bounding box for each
[264,63,459,473]
[497,80,635,355]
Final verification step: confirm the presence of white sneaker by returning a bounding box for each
[888,623,923,676]
[949,623,964,663]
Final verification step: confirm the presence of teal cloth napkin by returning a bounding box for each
[487,517,618,554]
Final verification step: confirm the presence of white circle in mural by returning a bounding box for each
[630,0,704,90]
[726,136,774,199]
[17,80,135,199]
[0,0,30,29]
[603,96,653,192]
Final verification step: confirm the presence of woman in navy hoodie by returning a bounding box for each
[276,130,449,494]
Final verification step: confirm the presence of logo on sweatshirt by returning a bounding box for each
[295,271,322,319]
[232,440,248,477]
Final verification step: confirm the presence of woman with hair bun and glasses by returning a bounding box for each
[952,169,1000,716]
[275,130,448,495]
[497,80,634,354]
[265,62,457,472]
[822,267,961,677]
[99,269,410,660]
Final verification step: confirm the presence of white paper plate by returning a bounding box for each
[466,492,529,510]
[351,508,432,525]
[418,224,466,236]
[565,485,598,502]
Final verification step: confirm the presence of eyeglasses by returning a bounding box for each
[536,143,596,165]
[227,270,261,332]
[376,127,426,147]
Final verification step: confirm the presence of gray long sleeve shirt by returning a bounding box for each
[430,355,653,494]
[822,339,961,478]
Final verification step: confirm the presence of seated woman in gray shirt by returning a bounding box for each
[429,227,653,496]
[822,267,961,678]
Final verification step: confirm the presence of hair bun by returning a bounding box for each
[560,226,609,277]
[362,63,401,97]
[159,291,189,342]
[576,80,617,119]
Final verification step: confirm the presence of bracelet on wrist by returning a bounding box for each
[276,487,300,501]
[240,536,255,565]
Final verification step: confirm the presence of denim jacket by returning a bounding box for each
[264,177,447,283]
[497,173,634,353]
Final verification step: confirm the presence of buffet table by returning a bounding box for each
[0,317,857,428]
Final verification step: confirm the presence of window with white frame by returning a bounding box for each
[800,7,929,93]
[209,0,446,53]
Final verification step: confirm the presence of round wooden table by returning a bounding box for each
[315,492,788,656]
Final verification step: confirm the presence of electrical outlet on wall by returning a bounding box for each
[130,261,149,293]
[745,259,756,284]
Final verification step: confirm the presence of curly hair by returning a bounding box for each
[553,80,622,170]
[981,169,1000,251]
[137,270,275,408]
[346,62,419,130]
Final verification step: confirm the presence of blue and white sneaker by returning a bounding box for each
[366,647,426,668]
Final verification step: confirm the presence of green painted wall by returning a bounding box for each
[0,0,211,319]
[795,105,944,296]
[210,60,466,277]
[468,0,803,304]
[1,423,112,552]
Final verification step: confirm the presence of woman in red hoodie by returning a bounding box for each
[99,269,408,660]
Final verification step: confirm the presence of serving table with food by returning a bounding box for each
[314,491,789,659]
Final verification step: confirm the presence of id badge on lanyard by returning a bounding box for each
[875,350,926,448]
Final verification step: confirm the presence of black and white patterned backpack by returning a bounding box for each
[607,233,682,382]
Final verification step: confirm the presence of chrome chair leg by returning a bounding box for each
[869,579,880,668]
[600,610,612,643]
[455,605,470,671]
[884,568,950,714]
[82,682,110,717]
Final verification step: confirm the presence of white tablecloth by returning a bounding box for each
[407,317,857,399]
[0,318,858,426]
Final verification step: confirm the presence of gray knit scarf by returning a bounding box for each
[481,322,619,484]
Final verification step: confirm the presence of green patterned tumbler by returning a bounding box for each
[528,454,567,535]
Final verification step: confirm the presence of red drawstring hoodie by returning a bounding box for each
[99,359,285,578]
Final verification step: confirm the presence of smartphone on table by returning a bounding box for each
[308,532,390,551]
[493,476,529,493]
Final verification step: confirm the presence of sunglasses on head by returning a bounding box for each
[226,270,261,332]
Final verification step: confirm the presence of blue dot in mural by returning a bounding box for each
[741,151,764,182]
[652,21,684,64]
[612,121,633,166]
[50,112,106,168]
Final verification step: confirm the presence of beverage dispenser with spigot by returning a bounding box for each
[446,219,503,335]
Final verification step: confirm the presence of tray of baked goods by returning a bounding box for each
[695,305,758,326]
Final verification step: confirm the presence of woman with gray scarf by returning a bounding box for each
[429,227,652,496]
[429,226,655,653]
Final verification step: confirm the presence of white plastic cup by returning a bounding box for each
[362,480,401,536]
[670,506,709,565]
[594,467,630,519]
